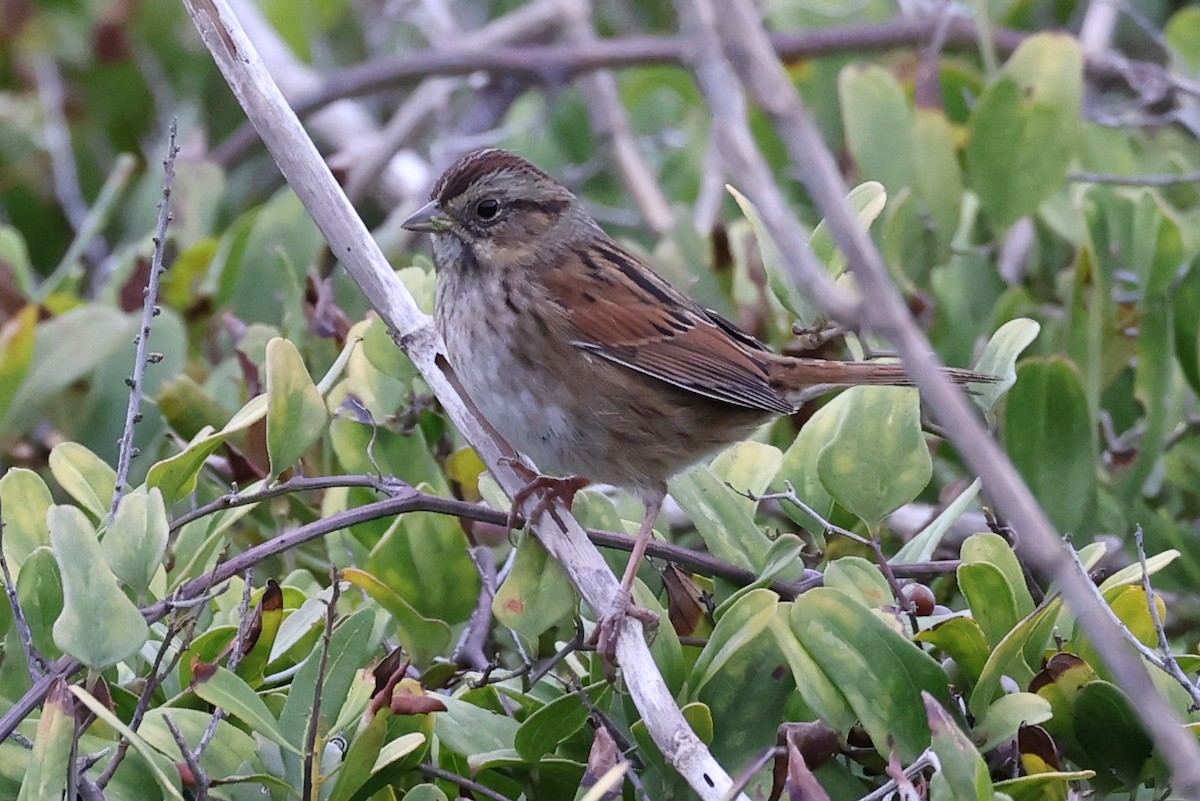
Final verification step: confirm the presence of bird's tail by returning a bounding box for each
[768,356,995,406]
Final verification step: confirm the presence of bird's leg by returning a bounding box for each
[595,496,663,671]
[499,457,590,530]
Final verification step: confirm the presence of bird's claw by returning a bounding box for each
[505,472,590,531]
[594,588,660,680]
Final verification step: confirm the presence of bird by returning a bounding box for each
[402,148,992,661]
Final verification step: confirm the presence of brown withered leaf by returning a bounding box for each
[1028,651,1090,694]
[305,272,350,341]
[389,679,447,715]
[770,722,840,801]
[581,725,624,801]
[1018,724,1062,772]
[190,659,217,688]
[662,565,705,636]
[365,647,410,723]
[783,735,833,801]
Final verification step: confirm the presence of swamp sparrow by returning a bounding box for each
[403,149,991,659]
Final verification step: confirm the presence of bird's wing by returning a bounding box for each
[542,241,793,415]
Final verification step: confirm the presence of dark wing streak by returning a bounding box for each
[546,237,794,415]
[571,340,794,414]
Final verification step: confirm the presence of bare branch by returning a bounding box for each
[0,502,47,680]
[1135,527,1200,711]
[111,121,180,516]
[562,0,674,235]
[1067,170,1200,186]
[302,572,340,800]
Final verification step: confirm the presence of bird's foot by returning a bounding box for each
[500,462,590,530]
[594,587,660,680]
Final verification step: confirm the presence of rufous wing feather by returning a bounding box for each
[541,242,794,414]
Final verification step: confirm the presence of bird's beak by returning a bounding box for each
[401,200,450,234]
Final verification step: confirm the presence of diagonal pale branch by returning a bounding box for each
[176,0,744,797]
[702,0,1200,793]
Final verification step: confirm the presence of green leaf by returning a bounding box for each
[1172,257,1200,395]
[490,532,576,641]
[1097,549,1179,593]
[515,685,602,763]
[343,568,451,665]
[972,318,1041,413]
[824,556,892,609]
[104,487,169,595]
[16,548,64,661]
[974,692,1052,752]
[0,306,37,426]
[774,397,846,543]
[818,386,931,525]
[277,606,374,756]
[147,394,267,504]
[328,710,389,801]
[366,509,479,625]
[436,696,520,757]
[70,687,186,801]
[1002,358,1095,533]
[970,598,1062,718]
[265,337,328,479]
[893,480,981,564]
[925,693,994,801]
[915,617,991,687]
[966,34,1082,229]
[1073,681,1152,786]
[725,185,808,323]
[767,607,856,733]
[709,441,783,516]
[1165,6,1200,72]
[17,681,74,801]
[0,468,53,569]
[839,65,959,249]
[994,771,1097,801]
[190,665,299,753]
[1,305,136,435]
[688,588,777,699]
[47,442,116,520]
[670,464,772,572]
[959,535,1035,648]
[809,181,890,278]
[791,588,953,761]
[49,505,148,668]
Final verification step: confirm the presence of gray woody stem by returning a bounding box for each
[707,0,1200,792]
[177,0,744,798]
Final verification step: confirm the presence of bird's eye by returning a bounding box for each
[475,198,500,221]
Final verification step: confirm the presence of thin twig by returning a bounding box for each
[164,713,209,799]
[453,546,497,671]
[33,154,138,303]
[674,0,858,328]
[1135,526,1200,711]
[0,512,47,679]
[563,0,674,235]
[858,750,935,801]
[1067,170,1200,186]
[169,474,409,533]
[725,744,783,801]
[95,618,194,789]
[343,0,564,202]
[417,763,515,801]
[111,122,180,516]
[753,483,911,613]
[302,571,341,800]
[192,569,256,764]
